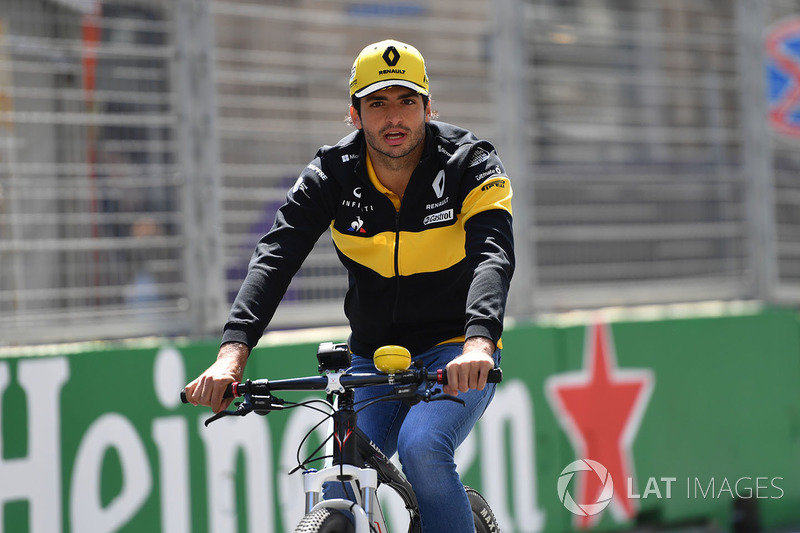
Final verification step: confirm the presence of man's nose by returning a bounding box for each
[385,104,403,124]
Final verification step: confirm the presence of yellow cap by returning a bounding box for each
[349,40,429,98]
[373,345,412,374]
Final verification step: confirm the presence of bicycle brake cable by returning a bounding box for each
[290,399,337,474]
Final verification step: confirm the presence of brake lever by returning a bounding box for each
[204,400,253,426]
[426,388,466,406]
[203,394,285,426]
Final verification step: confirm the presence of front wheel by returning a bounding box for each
[466,485,500,533]
[294,507,355,533]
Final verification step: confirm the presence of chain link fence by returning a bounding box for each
[0,0,189,344]
[1,0,799,345]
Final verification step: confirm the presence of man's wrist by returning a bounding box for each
[219,341,250,362]
[463,336,495,356]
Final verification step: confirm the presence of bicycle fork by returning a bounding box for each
[301,464,383,531]
[299,391,389,533]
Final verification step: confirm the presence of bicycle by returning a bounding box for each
[181,342,502,533]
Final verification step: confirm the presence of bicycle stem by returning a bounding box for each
[332,390,360,468]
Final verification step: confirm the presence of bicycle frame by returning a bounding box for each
[300,387,420,533]
[183,357,502,533]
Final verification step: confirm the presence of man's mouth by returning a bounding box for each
[384,131,407,145]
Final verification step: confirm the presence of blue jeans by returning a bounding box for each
[328,343,499,533]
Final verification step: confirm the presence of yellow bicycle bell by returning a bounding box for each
[373,345,412,374]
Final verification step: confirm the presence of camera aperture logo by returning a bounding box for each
[558,458,786,521]
[558,459,614,517]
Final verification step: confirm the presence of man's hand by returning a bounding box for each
[183,342,250,413]
[444,337,496,396]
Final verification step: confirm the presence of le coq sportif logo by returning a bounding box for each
[558,459,614,517]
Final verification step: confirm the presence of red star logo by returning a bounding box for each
[546,322,654,528]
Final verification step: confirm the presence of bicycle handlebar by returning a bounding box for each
[179,367,502,404]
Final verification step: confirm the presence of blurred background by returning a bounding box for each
[2,0,799,346]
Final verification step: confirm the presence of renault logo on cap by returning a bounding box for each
[382,46,400,66]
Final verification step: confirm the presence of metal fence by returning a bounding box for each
[0,0,190,344]
[1,0,799,345]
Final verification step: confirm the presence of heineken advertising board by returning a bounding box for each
[1,309,799,532]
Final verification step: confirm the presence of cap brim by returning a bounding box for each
[353,79,429,99]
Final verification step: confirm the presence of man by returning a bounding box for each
[184,39,514,532]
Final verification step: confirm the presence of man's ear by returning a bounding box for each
[349,105,362,129]
[424,97,432,123]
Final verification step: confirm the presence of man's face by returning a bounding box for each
[350,86,431,161]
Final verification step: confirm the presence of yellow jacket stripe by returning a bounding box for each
[331,175,512,278]
[332,219,466,277]
[462,175,513,222]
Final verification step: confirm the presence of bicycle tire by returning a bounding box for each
[294,507,355,533]
[466,486,500,533]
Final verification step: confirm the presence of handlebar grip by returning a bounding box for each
[179,383,237,404]
[439,367,502,385]
[488,368,503,383]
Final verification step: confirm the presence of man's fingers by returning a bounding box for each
[475,359,493,391]
[459,365,471,393]
[183,380,198,405]
[211,380,233,413]
[184,375,233,413]
[447,362,470,394]
[185,354,245,411]
[476,367,489,391]
[444,352,495,395]
[209,382,222,413]
[444,362,459,396]
[468,367,480,390]
[219,397,233,412]
[193,375,218,408]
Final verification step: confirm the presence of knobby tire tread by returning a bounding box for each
[466,485,500,533]
[294,507,355,533]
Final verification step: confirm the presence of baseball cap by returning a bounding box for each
[349,39,429,98]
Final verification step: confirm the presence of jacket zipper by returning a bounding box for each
[393,211,401,277]
[392,210,401,322]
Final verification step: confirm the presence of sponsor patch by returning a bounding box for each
[481,180,506,192]
[307,164,328,181]
[348,216,367,233]
[341,198,374,212]
[291,176,306,194]
[423,209,454,225]
[476,166,503,181]
[426,196,449,210]
[469,147,491,167]
[432,170,446,199]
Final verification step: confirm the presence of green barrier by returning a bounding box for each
[1,309,799,532]
[535,309,800,532]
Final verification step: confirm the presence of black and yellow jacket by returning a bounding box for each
[222,121,515,357]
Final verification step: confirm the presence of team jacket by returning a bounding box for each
[221,121,515,357]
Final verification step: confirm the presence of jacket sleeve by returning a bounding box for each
[221,158,338,348]
[460,146,515,345]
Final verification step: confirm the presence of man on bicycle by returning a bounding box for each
[184,39,514,532]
